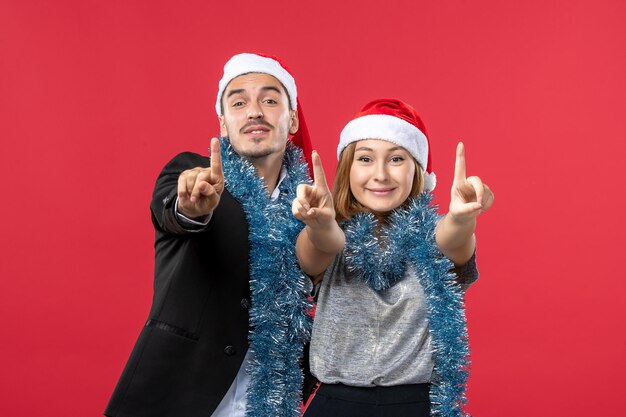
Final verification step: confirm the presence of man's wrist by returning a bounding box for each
[175,197,212,226]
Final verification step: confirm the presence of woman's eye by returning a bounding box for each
[357,156,372,163]
[390,156,405,163]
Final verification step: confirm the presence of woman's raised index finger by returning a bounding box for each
[454,142,467,182]
[312,151,328,189]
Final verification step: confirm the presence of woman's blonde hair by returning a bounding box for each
[332,142,425,223]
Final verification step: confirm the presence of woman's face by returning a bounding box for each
[349,139,416,215]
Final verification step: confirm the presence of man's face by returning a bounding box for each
[219,73,298,160]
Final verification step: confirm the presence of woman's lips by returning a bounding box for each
[366,188,395,195]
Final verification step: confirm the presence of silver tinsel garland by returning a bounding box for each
[219,138,313,417]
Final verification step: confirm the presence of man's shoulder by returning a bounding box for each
[157,151,211,176]
[167,151,211,167]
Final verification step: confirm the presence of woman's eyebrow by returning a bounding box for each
[355,146,403,152]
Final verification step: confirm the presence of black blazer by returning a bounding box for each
[105,152,253,417]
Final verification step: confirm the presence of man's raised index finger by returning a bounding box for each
[209,137,223,179]
[312,151,328,189]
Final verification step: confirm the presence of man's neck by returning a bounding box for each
[248,151,285,195]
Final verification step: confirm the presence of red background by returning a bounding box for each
[1,1,625,416]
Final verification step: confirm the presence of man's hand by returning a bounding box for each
[448,142,494,223]
[292,151,335,229]
[177,137,224,219]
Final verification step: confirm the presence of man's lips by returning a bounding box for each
[242,124,271,134]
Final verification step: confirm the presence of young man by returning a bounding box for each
[105,53,315,417]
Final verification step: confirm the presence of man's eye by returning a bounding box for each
[232,101,245,107]
[264,99,277,104]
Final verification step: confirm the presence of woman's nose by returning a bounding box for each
[373,162,388,181]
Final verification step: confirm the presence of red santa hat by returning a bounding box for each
[216,53,313,173]
[338,98,436,191]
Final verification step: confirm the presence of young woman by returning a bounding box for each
[293,98,494,417]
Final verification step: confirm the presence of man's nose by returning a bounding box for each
[247,102,264,119]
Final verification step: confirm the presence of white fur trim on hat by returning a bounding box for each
[338,114,436,191]
[215,53,297,115]
[338,114,429,167]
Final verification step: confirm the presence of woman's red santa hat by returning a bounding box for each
[338,98,436,191]
[215,53,313,174]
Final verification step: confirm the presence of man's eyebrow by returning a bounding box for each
[225,89,245,99]
[260,86,282,95]
[225,85,284,100]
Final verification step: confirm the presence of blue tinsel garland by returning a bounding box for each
[219,138,313,417]
[343,194,471,417]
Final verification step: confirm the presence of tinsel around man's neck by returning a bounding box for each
[218,137,313,417]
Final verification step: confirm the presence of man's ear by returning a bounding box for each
[288,110,299,134]
[218,115,227,136]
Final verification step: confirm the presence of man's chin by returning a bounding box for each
[231,142,285,160]
[227,134,288,160]
[241,150,273,159]
[234,145,280,160]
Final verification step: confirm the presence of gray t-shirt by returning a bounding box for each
[309,252,478,387]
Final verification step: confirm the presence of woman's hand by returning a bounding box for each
[292,151,336,229]
[448,142,494,224]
